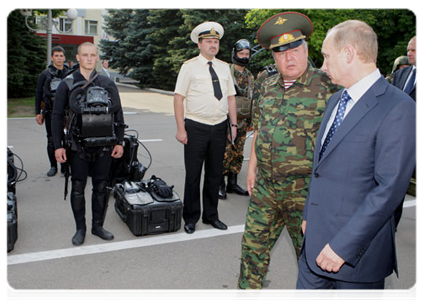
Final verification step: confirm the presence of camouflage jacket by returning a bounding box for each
[254,63,340,180]
[251,64,278,125]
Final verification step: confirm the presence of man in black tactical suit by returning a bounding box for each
[35,46,70,176]
[52,42,125,246]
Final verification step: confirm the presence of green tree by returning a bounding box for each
[7,9,47,98]
[147,9,185,91]
[100,9,155,87]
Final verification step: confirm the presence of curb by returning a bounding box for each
[115,82,174,96]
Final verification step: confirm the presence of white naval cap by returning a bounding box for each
[190,21,224,43]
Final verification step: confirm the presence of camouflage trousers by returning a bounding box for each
[238,174,309,289]
[222,122,248,175]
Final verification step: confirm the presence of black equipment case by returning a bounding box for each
[114,181,182,236]
[7,192,18,252]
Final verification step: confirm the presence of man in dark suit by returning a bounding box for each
[391,36,416,228]
[296,20,415,289]
[392,36,416,101]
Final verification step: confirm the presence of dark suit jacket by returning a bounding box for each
[392,65,416,101]
[302,76,415,283]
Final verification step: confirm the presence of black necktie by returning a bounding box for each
[208,61,223,100]
[404,68,416,95]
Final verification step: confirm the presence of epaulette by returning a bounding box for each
[183,57,199,64]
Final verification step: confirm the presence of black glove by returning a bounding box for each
[147,175,174,198]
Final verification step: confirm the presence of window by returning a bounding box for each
[85,20,98,35]
[59,18,73,33]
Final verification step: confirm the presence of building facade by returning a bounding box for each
[35,9,110,68]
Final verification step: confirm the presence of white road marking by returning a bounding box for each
[7,225,245,266]
[138,139,163,142]
[403,199,416,208]
[8,199,416,266]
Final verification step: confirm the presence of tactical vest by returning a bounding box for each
[43,68,67,110]
[230,64,253,121]
[65,74,121,148]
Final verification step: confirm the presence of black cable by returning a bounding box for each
[7,149,28,184]
[12,152,28,183]
[123,129,153,170]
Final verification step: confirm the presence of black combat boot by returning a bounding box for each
[47,136,57,176]
[47,166,57,177]
[92,221,114,240]
[71,179,87,246]
[226,172,249,196]
[72,229,86,246]
[91,179,114,240]
[219,176,227,200]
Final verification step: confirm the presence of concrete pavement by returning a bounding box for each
[5,85,418,299]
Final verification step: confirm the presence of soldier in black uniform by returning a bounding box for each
[52,42,125,246]
[35,46,69,176]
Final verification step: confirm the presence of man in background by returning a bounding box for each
[35,46,69,177]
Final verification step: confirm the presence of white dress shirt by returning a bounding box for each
[403,65,416,91]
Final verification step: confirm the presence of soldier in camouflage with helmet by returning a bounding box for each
[219,39,255,200]
[385,55,410,83]
[238,12,339,289]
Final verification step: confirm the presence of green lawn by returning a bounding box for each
[8,97,35,118]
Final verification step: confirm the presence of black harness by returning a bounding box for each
[65,73,121,149]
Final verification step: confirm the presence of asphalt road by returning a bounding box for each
[5,85,418,299]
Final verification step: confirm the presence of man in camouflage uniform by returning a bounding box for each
[220,39,255,199]
[238,12,339,289]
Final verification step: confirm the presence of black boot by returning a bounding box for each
[47,166,57,177]
[218,176,227,200]
[91,179,113,241]
[92,222,114,240]
[71,180,87,245]
[47,136,57,177]
[72,229,86,246]
[226,172,248,196]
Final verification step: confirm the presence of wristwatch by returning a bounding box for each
[231,124,238,128]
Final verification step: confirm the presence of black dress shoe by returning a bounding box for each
[203,219,228,230]
[184,223,195,234]
[72,229,86,246]
[92,224,114,240]
[47,167,57,177]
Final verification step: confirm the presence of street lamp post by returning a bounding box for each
[20,9,78,67]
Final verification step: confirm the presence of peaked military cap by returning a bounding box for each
[257,12,313,52]
[191,21,224,43]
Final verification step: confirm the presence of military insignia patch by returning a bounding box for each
[279,34,295,44]
[275,17,288,25]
